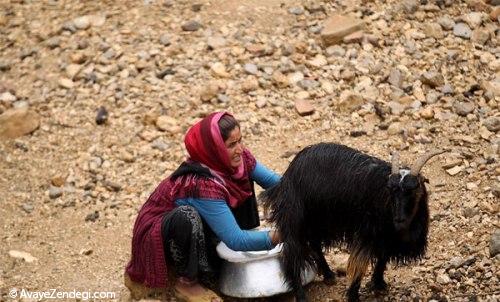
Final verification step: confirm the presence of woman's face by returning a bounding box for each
[224,127,243,168]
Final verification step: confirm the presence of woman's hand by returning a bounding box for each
[269,230,281,245]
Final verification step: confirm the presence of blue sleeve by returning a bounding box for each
[251,161,281,189]
[175,198,273,251]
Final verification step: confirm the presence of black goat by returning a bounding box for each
[261,143,446,302]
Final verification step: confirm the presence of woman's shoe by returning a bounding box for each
[173,279,222,302]
[124,272,168,300]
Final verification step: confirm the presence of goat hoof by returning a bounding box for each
[323,275,336,286]
[346,294,360,302]
[367,280,388,293]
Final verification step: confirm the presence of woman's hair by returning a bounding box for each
[218,114,240,141]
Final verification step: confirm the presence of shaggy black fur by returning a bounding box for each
[260,143,430,302]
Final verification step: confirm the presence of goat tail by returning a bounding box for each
[260,180,313,289]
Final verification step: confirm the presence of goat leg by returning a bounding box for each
[346,276,362,302]
[346,248,370,302]
[311,242,336,285]
[368,257,388,292]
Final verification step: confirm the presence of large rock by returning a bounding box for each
[321,15,364,46]
[0,108,40,139]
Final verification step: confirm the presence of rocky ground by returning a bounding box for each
[0,0,499,301]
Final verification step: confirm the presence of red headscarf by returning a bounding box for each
[184,112,253,208]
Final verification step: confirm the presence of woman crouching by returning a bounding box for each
[125,112,281,302]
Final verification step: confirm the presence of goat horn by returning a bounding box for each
[391,152,400,175]
[410,149,449,175]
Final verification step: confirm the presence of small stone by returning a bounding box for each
[88,14,106,27]
[70,53,88,64]
[453,23,472,39]
[45,36,61,49]
[120,151,135,163]
[388,101,406,116]
[272,72,289,88]
[49,186,63,199]
[0,108,40,139]
[80,248,93,256]
[402,0,419,13]
[73,16,90,30]
[21,203,34,214]
[482,80,500,97]
[298,79,319,90]
[321,81,334,94]
[490,7,500,21]
[338,92,364,112]
[307,55,328,68]
[155,116,182,134]
[420,72,445,88]
[0,60,11,71]
[288,72,304,85]
[288,7,304,15]
[436,273,451,285]
[437,16,455,30]
[207,36,226,49]
[95,106,108,125]
[340,69,355,81]
[241,77,259,93]
[0,92,17,102]
[210,62,230,78]
[463,12,483,29]
[156,68,175,79]
[490,229,500,257]
[387,122,403,135]
[388,68,404,88]
[281,43,295,56]
[448,256,465,269]
[159,34,171,46]
[243,63,258,75]
[479,126,493,140]
[442,84,454,94]
[66,64,82,79]
[420,107,434,119]
[85,211,99,222]
[102,180,122,192]
[8,250,37,263]
[483,117,499,132]
[51,176,65,187]
[321,15,364,46]
[58,78,74,89]
[325,45,346,57]
[255,97,267,108]
[295,99,315,116]
[424,22,444,39]
[471,29,490,45]
[453,101,475,116]
[446,165,463,176]
[191,3,202,11]
[200,83,219,101]
[151,139,169,152]
[342,31,364,44]
[182,20,202,31]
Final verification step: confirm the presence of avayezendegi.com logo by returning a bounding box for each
[7,288,116,301]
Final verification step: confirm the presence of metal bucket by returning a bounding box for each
[217,242,316,298]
